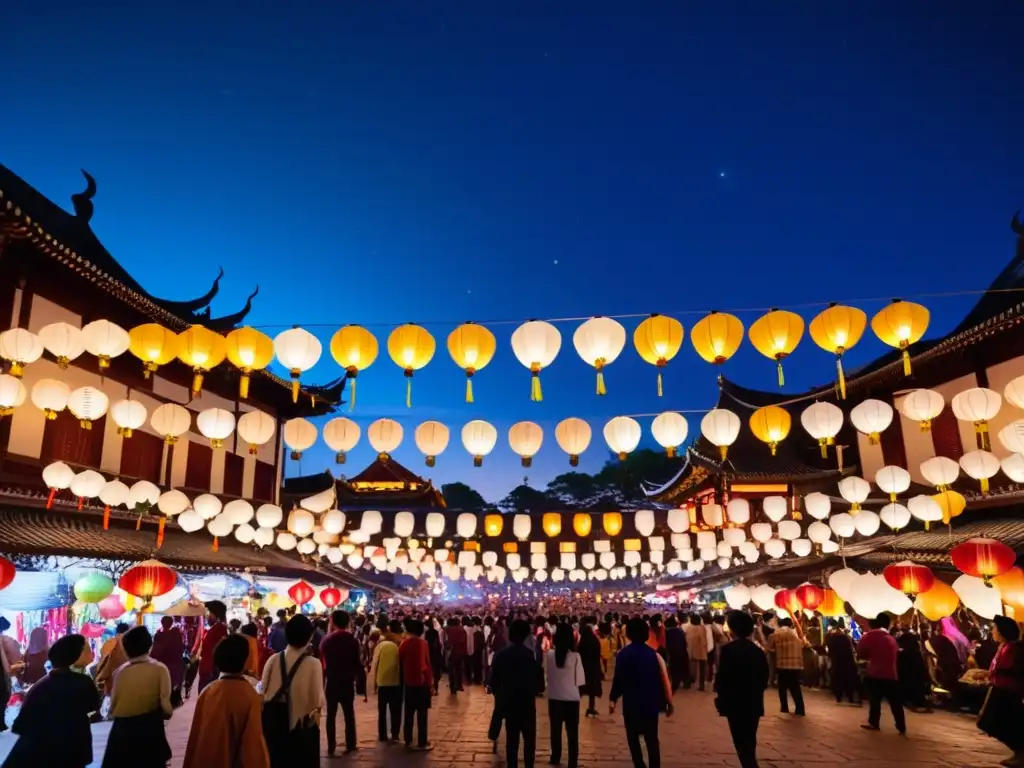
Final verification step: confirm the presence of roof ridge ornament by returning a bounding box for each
[71,170,96,223]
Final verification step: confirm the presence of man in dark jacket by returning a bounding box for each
[609,618,673,768]
[320,610,367,756]
[715,611,770,768]
[664,616,690,692]
[490,619,540,768]
[445,617,468,694]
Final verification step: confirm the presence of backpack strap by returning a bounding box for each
[269,651,311,704]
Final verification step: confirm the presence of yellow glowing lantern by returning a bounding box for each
[932,490,966,525]
[809,303,867,399]
[484,514,504,537]
[573,513,592,537]
[511,320,561,402]
[871,299,929,376]
[916,580,960,621]
[573,317,626,396]
[508,421,543,467]
[274,327,322,403]
[633,314,684,396]
[690,311,743,365]
[542,513,562,538]
[225,326,274,399]
[447,322,496,403]
[128,324,178,379]
[603,512,623,537]
[177,325,226,394]
[387,324,435,407]
[330,325,378,410]
[749,405,791,455]
[748,309,804,387]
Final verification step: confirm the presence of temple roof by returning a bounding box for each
[283,456,446,511]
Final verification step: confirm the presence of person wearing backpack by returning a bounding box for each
[260,615,323,767]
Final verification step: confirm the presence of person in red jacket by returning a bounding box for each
[399,619,434,751]
[197,601,228,694]
[858,613,906,735]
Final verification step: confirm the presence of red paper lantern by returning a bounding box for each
[0,557,15,591]
[883,560,936,598]
[98,594,126,620]
[951,538,1016,584]
[288,580,315,606]
[320,587,342,609]
[118,559,178,601]
[794,582,825,611]
[774,588,801,614]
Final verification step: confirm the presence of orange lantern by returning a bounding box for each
[951,538,1016,584]
[817,589,846,618]
[993,567,1024,613]
[573,513,593,537]
[484,514,504,537]
[118,559,177,601]
[288,580,316,606]
[603,512,623,537]
[883,560,937,599]
[320,587,343,609]
[794,582,824,611]
[0,556,14,591]
[916,580,960,621]
[542,513,562,538]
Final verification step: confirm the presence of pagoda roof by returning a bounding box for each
[0,164,346,415]
[283,456,446,511]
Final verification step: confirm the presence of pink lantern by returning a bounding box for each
[98,594,126,620]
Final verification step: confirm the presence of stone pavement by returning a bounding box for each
[0,684,1012,767]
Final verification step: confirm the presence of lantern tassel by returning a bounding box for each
[239,372,250,399]
[975,422,990,451]
[348,378,357,412]
[596,370,606,396]
[836,357,847,399]
[135,514,142,531]
[77,497,84,511]
[981,477,989,494]
[777,361,785,388]
[656,371,663,397]
[46,488,56,508]
[406,378,412,408]
[531,371,543,402]
[103,505,110,530]
[157,517,166,549]
[291,378,300,403]
[819,439,827,459]
[902,348,912,376]
[466,377,474,404]
[192,370,204,395]
[212,536,219,552]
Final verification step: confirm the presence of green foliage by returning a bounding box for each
[439,481,488,511]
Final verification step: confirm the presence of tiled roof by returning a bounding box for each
[345,456,430,486]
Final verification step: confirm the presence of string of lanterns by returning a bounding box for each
[0,299,931,409]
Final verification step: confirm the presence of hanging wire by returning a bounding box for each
[246,285,1024,331]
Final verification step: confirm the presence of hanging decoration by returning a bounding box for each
[0,557,15,591]
[0,328,43,377]
[508,421,543,467]
[388,324,435,407]
[288,580,316,606]
[81,320,130,371]
[0,374,26,416]
[447,323,496,403]
[39,322,85,369]
[900,389,944,432]
[119,560,178,604]
[555,417,591,467]
[31,378,70,419]
[809,304,867,399]
[196,408,235,448]
[748,309,804,387]
[320,587,343,609]
[67,386,109,429]
[573,317,626,396]
[749,405,791,456]
[691,311,743,365]
[959,450,999,495]
[651,412,688,458]
[882,560,936,599]
[225,327,274,399]
[237,410,275,455]
[111,398,147,437]
[800,401,843,457]
[915,580,960,621]
[603,416,641,460]
[323,417,360,464]
[511,320,561,402]
[368,418,403,458]
[415,421,450,467]
[330,325,378,410]
[633,314,684,396]
[73,572,114,603]
[850,399,893,444]
[951,388,1001,451]
[870,299,929,375]
[701,409,740,459]
[177,325,226,395]
[950,538,1016,585]
[875,465,910,502]
[462,420,497,466]
[283,417,317,460]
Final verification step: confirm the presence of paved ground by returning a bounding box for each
[0,684,1012,767]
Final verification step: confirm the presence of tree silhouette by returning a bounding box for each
[498,484,556,514]
[440,482,488,511]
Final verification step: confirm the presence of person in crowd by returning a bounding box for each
[267,609,288,654]
[471,616,486,684]
[261,614,323,767]
[2,634,97,768]
[319,610,365,756]
[664,616,690,692]
[609,618,672,768]
[96,622,131,697]
[977,615,1024,767]
[308,618,327,660]
[974,626,1000,672]
[102,626,173,768]
[578,619,603,718]
[197,600,229,694]
[369,619,403,743]
[768,617,806,716]
[927,617,968,693]
[239,622,261,677]
[20,626,49,685]
[446,616,468,694]
[0,616,17,733]
[648,614,666,658]
[491,618,541,768]
[424,618,444,695]
[151,616,185,707]
[398,618,434,751]
[858,613,906,735]
[685,613,709,691]
[228,618,242,635]
[546,622,586,768]
[598,622,613,677]
[182,633,269,768]
[825,620,860,705]
[715,611,770,768]
[896,628,931,712]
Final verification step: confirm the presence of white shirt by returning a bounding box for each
[109,655,173,719]
[262,646,325,730]
[545,650,586,702]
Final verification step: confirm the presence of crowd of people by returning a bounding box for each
[0,601,1022,768]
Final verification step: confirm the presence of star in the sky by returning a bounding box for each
[719,171,726,178]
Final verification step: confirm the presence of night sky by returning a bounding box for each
[3,2,1023,501]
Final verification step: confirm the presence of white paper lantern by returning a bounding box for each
[296,538,317,556]
[31,378,70,419]
[722,527,746,547]
[425,513,445,538]
[1004,375,1024,411]
[324,417,361,463]
[110,398,147,437]
[837,476,870,513]
[849,573,910,618]
[791,538,813,557]
[599,552,616,570]
[853,509,880,536]
[764,538,786,559]
[81,319,130,369]
[177,509,205,533]
[751,584,777,611]
[801,401,844,456]
[828,567,859,600]
[42,461,75,492]
[700,409,741,459]
[725,498,751,525]
[698,546,717,562]
[573,317,626,392]
[0,328,43,375]
[554,418,591,466]
[724,584,751,609]
[879,503,911,531]
[150,402,190,444]
[196,408,236,448]
[1002,453,1024,483]
[283,418,317,459]
[907,495,943,525]
[762,496,788,523]
[900,389,944,431]
[651,412,688,457]
[67,386,109,428]
[623,551,641,567]
[361,510,383,535]
[70,470,106,500]
[952,574,1002,620]
[750,522,772,542]
[666,508,687,533]
[511,321,561,401]
[462,420,498,466]
[829,512,855,538]
[807,521,831,544]
[456,513,478,538]
[821,540,840,553]
[875,465,911,501]
[127,480,160,509]
[694,530,715,550]
[700,503,723,528]
[39,322,85,368]
[224,499,254,526]
[0,374,27,414]
[999,420,1024,455]
[194,494,222,520]
[511,514,531,540]
[952,388,1001,450]
[959,450,1000,493]
[274,327,322,400]
[506,553,522,571]
[288,508,315,537]
[850,399,894,443]
[802,492,831,520]
[322,509,346,535]
[393,511,415,538]
[347,553,364,570]
[255,504,283,529]
[207,514,234,538]
[237,410,275,454]
[157,490,190,517]
[482,551,498,568]
[919,456,958,490]
[634,509,655,537]
[234,524,256,544]
[254,527,275,547]
[603,416,642,460]
[777,520,801,540]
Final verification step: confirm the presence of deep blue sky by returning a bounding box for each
[4,2,1023,501]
